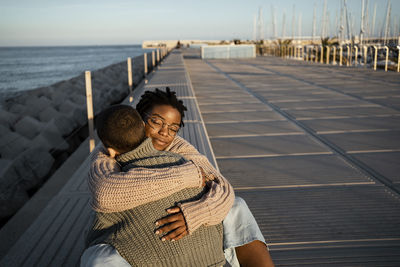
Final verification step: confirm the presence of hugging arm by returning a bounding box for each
[88,146,203,213]
[163,136,235,233]
[89,137,234,237]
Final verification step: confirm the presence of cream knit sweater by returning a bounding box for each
[88,136,234,233]
[87,138,225,266]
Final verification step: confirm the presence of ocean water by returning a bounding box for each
[0,45,150,99]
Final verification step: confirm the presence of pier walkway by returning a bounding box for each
[184,49,400,265]
[1,49,400,266]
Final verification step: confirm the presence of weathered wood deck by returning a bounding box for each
[1,49,400,266]
[184,49,400,266]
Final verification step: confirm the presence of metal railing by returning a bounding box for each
[262,44,400,73]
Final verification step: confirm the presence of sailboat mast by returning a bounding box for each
[360,0,365,45]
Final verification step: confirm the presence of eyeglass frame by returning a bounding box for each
[144,112,181,137]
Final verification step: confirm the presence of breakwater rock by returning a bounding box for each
[0,54,149,222]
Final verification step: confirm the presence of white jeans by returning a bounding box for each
[81,197,265,267]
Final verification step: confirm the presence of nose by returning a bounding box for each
[158,124,169,136]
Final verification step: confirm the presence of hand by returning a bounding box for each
[155,207,188,241]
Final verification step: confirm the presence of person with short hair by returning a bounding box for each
[82,104,227,266]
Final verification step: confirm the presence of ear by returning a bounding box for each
[107,147,120,158]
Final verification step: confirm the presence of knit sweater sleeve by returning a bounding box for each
[88,146,203,213]
[167,136,235,234]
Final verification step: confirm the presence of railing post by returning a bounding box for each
[339,46,343,66]
[332,46,337,65]
[397,46,400,72]
[384,46,389,71]
[144,53,148,82]
[363,46,368,68]
[373,46,378,71]
[320,45,324,63]
[354,46,358,66]
[315,46,319,63]
[326,46,330,64]
[85,71,95,152]
[346,45,350,66]
[127,57,133,93]
[152,51,155,68]
[157,49,160,64]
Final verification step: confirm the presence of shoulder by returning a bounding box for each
[166,136,199,154]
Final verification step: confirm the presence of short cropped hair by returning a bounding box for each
[96,105,146,154]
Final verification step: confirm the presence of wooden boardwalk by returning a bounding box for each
[1,49,400,266]
[184,49,400,266]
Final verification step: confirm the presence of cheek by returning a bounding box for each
[145,124,155,138]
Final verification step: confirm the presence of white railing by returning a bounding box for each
[263,44,399,73]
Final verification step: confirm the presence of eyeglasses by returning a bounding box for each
[145,114,180,137]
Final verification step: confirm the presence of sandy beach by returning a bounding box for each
[0,53,149,223]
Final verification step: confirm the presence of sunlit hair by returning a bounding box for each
[96,104,146,154]
[136,87,187,127]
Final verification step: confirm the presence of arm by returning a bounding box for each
[88,146,203,213]
[165,136,235,233]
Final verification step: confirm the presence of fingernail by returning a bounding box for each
[155,222,159,226]
[161,237,166,241]
[155,230,159,234]
[171,239,175,242]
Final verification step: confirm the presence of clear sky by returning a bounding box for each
[0,0,399,46]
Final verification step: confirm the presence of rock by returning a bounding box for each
[38,107,77,136]
[57,99,87,127]
[32,123,69,151]
[50,115,77,136]
[73,108,88,126]
[0,124,10,138]
[8,103,27,114]
[1,147,54,192]
[0,185,29,220]
[23,96,52,117]
[0,109,19,127]
[69,94,86,105]
[0,159,30,219]
[14,116,43,139]
[49,90,70,106]
[0,131,31,159]
[38,106,60,122]
[0,159,12,172]
[58,99,83,114]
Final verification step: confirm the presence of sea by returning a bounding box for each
[0,45,152,100]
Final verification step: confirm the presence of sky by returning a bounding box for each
[0,0,399,46]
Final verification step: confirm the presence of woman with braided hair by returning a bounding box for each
[85,88,274,266]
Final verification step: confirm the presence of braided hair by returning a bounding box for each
[136,87,187,127]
